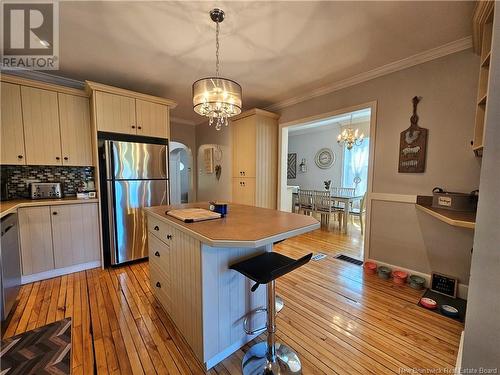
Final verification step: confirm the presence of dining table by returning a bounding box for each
[330,193,364,233]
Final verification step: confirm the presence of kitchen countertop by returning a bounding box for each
[1,197,99,218]
[145,202,320,247]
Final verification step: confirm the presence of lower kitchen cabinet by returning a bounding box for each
[18,203,100,278]
[18,206,54,275]
[51,203,100,268]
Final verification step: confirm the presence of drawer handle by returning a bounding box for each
[132,125,136,129]
[64,156,69,161]
[138,126,142,130]
[17,155,23,159]
[154,225,159,231]
[52,211,58,215]
[154,251,160,257]
[156,281,161,288]
[56,156,60,160]
[166,234,172,240]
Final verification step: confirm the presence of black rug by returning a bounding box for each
[335,254,363,266]
[1,318,72,375]
[418,289,467,323]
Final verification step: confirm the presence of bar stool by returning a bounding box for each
[230,252,313,374]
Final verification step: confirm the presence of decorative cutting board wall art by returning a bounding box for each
[399,96,428,173]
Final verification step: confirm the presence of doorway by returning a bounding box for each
[169,142,193,204]
[278,102,377,260]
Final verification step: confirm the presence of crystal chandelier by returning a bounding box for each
[337,114,364,150]
[192,9,242,130]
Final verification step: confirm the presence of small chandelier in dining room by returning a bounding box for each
[192,8,242,130]
[337,114,364,150]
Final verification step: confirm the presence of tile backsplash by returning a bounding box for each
[1,165,95,199]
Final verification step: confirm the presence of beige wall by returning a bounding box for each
[277,49,481,289]
[195,122,233,202]
[170,122,197,201]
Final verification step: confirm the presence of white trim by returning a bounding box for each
[21,261,101,284]
[1,69,84,89]
[455,331,465,372]
[266,36,472,111]
[204,335,258,370]
[368,259,469,300]
[369,193,417,204]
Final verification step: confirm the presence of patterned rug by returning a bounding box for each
[1,318,72,375]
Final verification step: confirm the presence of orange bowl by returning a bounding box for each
[364,261,377,275]
[392,270,408,284]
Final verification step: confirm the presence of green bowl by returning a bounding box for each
[378,266,392,279]
[409,275,426,289]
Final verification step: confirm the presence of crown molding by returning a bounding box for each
[266,36,473,112]
[0,68,84,89]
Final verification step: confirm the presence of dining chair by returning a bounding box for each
[349,192,367,234]
[314,191,340,229]
[297,189,315,215]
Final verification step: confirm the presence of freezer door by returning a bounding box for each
[113,180,168,264]
[110,141,168,180]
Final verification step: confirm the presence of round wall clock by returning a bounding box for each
[315,148,335,169]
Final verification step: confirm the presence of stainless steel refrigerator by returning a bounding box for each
[101,139,169,265]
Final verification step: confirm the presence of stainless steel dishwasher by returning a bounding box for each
[1,213,21,321]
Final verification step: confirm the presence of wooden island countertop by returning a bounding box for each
[145,202,320,247]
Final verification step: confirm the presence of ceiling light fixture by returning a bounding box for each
[337,114,364,150]
[192,8,242,130]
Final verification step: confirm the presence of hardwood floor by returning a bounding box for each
[2,228,463,374]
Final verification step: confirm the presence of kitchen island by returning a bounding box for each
[144,203,319,370]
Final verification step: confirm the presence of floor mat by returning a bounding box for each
[1,318,72,375]
[418,289,467,322]
[335,254,363,266]
[311,253,327,261]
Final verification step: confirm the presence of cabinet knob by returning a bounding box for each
[131,125,136,129]
[64,156,69,161]
[166,234,172,240]
[56,156,60,160]
[154,225,159,231]
[52,211,58,215]
[154,251,160,257]
[156,281,161,288]
[138,126,142,130]
[17,155,23,159]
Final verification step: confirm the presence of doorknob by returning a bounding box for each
[154,251,160,257]
[166,234,172,240]
[156,281,161,288]
[154,226,159,231]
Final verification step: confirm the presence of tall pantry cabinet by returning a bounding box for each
[231,109,280,209]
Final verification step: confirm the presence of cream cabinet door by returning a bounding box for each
[1,83,26,165]
[51,203,100,269]
[58,93,92,166]
[232,178,256,206]
[18,206,54,275]
[21,86,62,165]
[232,117,256,178]
[95,91,136,134]
[136,99,169,138]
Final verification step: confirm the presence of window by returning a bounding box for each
[342,138,369,196]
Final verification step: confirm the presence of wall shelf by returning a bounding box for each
[415,196,476,229]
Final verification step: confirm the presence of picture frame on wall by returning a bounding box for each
[287,153,297,179]
[204,147,214,174]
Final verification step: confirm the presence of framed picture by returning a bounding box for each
[204,147,214,174]
[287,153,297,179]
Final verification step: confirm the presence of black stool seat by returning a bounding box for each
[230,252,312,289]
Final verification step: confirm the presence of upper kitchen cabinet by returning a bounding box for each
[58,93,93,166]
[231,109,280,209]
[86,81,176,139]
[0,75,93,167]
[21,86,62,165]
[0,82,25,165]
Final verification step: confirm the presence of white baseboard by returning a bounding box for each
[204,334,257,370]
[21,261,101,284]
[455,330,465,372]
[369,259,469,300]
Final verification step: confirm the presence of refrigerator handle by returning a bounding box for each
[104,140,114,179]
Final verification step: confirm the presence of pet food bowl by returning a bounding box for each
[392,270,408,284]
[440,305,459,318]
[409,275,426,290]
[420,297,437,310]
[364,261,377,275]
[377,266,391,279]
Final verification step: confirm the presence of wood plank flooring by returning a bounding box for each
[2,227,463,374]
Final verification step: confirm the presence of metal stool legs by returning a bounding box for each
[242,281,302,375]
[275,295,284,313]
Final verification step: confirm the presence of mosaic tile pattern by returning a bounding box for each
[1,165,94,199]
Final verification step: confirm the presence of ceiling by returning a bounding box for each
[55,1,474,124]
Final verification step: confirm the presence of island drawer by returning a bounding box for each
[150,261,171,314]
[148,233,170,271]
[147,214,174,245]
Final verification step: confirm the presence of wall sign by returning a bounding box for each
[203,147,214,174]
[399,96,428,173]
[431,272,458,298]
